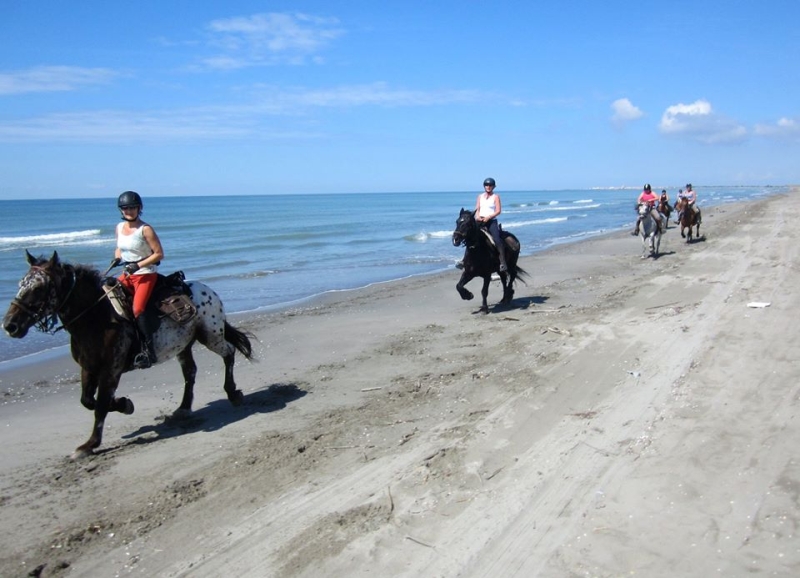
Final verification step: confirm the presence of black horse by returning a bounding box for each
[452,209,527,313]
[2,251,254,458]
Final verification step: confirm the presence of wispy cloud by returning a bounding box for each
[0,66,119,95]
[659,99,746,144]
[0,83,489,143]
[611,98,643,124]
[754,117,800,140]
[200,12,345,69]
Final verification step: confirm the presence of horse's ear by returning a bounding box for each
[49,251,60,266]
[25,250,36,265]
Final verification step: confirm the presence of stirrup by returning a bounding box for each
[133,351,153,369]
[455,261,464,270]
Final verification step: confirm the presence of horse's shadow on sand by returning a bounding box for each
[475,295,550,315]
[118,383,307,448]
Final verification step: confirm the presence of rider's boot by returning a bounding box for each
[134,315,157,369]
[631,217,641,236]
[497,242,508,273]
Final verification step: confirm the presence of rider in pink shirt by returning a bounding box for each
[632,184,663,235]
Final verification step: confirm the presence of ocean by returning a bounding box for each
[0,186,785,366]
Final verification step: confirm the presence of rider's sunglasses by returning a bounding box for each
[120,205,140,210]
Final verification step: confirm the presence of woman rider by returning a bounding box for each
[114,191,164,369]
[632,184,663,235]
[474,177,507,272]
[455,177,507,271]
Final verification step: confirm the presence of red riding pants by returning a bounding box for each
[118,272,157,318]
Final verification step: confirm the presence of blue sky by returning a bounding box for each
[1,1,798,199]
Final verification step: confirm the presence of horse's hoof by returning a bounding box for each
[230,390,244,406]
[71,446,94,460]
[122,398,135,415]
[463,293,474,301]
[172,408,192,419]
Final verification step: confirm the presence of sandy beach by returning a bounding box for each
[2,191,799,577]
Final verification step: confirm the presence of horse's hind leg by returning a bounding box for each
[175,345,198,417]
[223,349,244,406]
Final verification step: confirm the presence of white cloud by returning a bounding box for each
[659,99,746,144]
[611,98,643,123]
[202,12,345,69]
[754,117,800,140]
[0,66,118,95]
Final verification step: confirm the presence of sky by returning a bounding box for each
[1,0,799,199]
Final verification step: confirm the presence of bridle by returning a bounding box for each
[10,264,80,334]
[452,212,479,248]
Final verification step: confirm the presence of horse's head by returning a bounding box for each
[3,251,65,338]
[637,203,651,217]
[452,208,476,247]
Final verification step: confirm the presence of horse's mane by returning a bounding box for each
[71,262,104,287]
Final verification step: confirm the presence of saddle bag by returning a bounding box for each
[153,271,197,325]
[101,278,133,322]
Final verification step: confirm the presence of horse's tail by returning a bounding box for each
[512,263,530,284]
[225,321,254,360]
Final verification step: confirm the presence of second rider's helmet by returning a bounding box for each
[118,191,143,208]
[483,177,496,188]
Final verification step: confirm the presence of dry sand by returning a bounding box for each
[1,191,799,577]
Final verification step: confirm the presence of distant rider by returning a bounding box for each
[113,191,164,369]
[632,184,663,235]
[676,183,700,223]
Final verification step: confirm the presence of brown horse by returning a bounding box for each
[675,198,702,242]
[2,251,254,458]
[658,198,672,228]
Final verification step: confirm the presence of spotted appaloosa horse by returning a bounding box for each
[2,251,253,458]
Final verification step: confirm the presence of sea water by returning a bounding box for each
[0,186,784,364]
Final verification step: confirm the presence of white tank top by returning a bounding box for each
[478,193,498,219]
[116,222,157,274]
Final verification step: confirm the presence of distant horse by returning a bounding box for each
[658,197,672,228]
[451,209,527,313]
[637,203,662,259]
[2,251,254,459]
[676,198,702,242]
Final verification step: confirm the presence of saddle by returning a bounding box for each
[102,271,197,325]
[478,224,520,252]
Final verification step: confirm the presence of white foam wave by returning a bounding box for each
[0,229,103,248]
[404,230,452,242]
[505,217,568,228]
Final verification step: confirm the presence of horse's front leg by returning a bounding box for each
[80,368,98,410]
[72,374,129,459]
[480,276,491,313]
[456,272,474,301]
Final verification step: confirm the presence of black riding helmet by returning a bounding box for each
[118,190,143,208]
[483,177,496,188]
[644,183,652,191]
